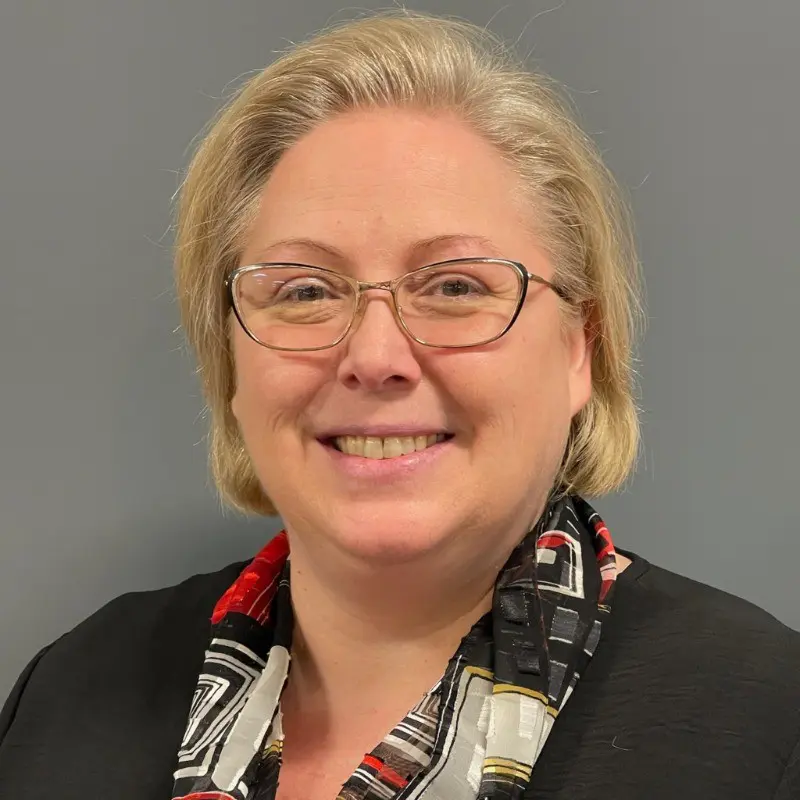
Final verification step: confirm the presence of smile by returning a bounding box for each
[328,433,452,459]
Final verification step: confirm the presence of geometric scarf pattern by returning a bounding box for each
[171,494,617,800]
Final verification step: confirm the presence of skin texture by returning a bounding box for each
[233,107,592,578]
[230,107,605,797]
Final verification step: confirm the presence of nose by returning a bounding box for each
[336,292,423,392]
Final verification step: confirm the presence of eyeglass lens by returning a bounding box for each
[232,261,523,349]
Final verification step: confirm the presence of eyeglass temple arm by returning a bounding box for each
[526,271,572,303]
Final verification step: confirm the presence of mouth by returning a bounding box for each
[321,433,454,460]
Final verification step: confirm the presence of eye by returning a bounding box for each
[275,278,340,303]
[436,277,482,297]
[419,273,490,298]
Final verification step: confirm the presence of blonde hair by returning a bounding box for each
[175,10,643,515]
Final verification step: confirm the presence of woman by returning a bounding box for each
[1,10,798,800]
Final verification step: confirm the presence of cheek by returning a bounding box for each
[230,334,318,442]
[465,319,576,451]
[230,336,267,433]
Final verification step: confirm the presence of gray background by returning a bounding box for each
[1,0,798,696]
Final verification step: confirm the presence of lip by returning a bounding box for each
[315,424,451,438]
[317,435,453,483]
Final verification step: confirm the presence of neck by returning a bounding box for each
[284,532,504,727]
[279,486,553,748]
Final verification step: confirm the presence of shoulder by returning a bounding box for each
[621,554,800,666]
[26,559,249,687]
[8,557,248,697]
[0,560,248,798]
[615,555,800,770]
[53,558,248,652]
[534,556,800,798]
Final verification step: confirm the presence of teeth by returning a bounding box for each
[382,437,404,458]
[363,436,383,459]
[400,437,417,456]
[334,433,447,459]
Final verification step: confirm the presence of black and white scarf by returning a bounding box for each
[171,495,618,799]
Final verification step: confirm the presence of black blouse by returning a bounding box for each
[1,550,799,799]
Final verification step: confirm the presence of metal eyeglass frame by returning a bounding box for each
[225,256,570,352]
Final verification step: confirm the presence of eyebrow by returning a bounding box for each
[251,233,507,264]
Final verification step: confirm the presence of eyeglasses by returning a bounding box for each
[225,257,569,351]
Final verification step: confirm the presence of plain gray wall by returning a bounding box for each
[1,0,798,696]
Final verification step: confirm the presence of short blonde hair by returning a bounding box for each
[175,10,643,515]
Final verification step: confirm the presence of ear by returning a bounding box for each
[228,321,248,425]
[566,306,594,417]
[230,389,241,423]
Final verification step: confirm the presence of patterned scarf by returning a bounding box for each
[171,495,617,800]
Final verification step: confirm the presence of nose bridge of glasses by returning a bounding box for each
[355,279,396,293]
[352,280,402,318]
[350,279,407,341]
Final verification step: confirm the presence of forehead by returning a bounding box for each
[240,108,540,269]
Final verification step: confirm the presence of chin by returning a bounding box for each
[315,505,452,566]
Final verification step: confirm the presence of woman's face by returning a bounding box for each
[232,108,591,568]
